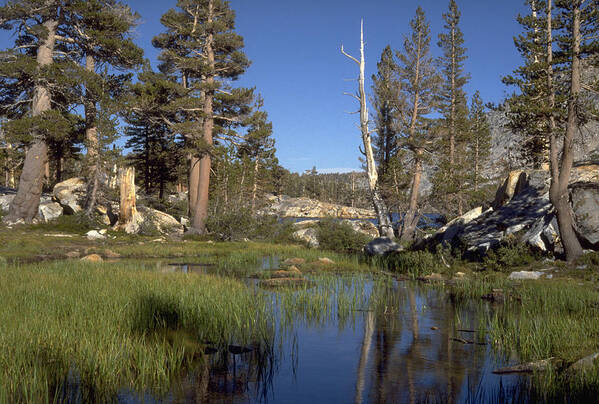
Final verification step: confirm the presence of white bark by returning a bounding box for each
[342,21,394,239]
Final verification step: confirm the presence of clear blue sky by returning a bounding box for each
[2,0,529,173]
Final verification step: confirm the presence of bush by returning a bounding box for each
[315,218,371,254]
[483,235,538,271]
[380,250,443,277]
[206,207,296,243]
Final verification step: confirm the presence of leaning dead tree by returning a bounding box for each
[342,20,394,239]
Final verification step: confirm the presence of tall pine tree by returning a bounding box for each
[433,0,470,216]
[396,7,441,242]
[153,0,250,234]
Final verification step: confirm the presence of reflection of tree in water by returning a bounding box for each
[364,283,490,403]
[168,344,278,403]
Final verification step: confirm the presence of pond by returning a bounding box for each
[115,264,527,404]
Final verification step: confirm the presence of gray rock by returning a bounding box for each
[123,207,184,236]
[53,178,86,214]
[571,183,599,248]
[260,194,376,219]
[292,227,319,248]
[567,352,599,373]
[86,230,106,240]
[364,237,402,256]
[508,271,544,280]
[38,201,63,222]
[522,214,559,252]
[341,219,379,238]
[0,194,14,212]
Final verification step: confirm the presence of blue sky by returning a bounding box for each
[2,0,530,173]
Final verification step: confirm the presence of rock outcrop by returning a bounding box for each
[421,164,599,255]
[292,227,319,248]
[260,194,376,219]
[121,206,184,236]
[53,178,86,214]
[365,237,403,256]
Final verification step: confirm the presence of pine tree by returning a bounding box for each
[434,0,470,215]
[62,0,143,213]
[503,0,560,169]
[396,7,441,242]
[0,1,65,222]
[0,1,142,222]
[236,96,275,211]
[153,0,251,234]
[371,46,401,178]
[125,68,183,200]
[549,0,599,261]
[466,91,491,206]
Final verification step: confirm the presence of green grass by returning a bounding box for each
[0,260,274,402]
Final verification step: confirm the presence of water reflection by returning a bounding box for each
[122,281,526,404]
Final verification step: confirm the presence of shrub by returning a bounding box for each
[206,207,296,243]
[315,218,371,254]
[381,250,443,277]
[483,235,538,271]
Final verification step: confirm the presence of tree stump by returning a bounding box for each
[118,167,138,232]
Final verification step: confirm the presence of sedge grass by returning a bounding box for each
[0,260,274,402]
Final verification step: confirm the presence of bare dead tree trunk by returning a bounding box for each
[342,21,394,239]
[84,54,100,216]
[547,0,583,262]
[190,1,214,234]
[5,18,57,223]
[118,167,137,229]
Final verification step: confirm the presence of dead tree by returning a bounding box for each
[118,167,138,232]
[342,20,394,239]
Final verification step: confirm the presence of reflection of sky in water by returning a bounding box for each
[114,265,526,403]
[135,281,523,403]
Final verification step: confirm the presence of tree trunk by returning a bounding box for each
[251,159,260,211]
[343,21,394,239]
[84,54,100,216]
[400,150,423,242]
[191,0,215,234]
[547,0,583,262]
[5,18,57,223]
[118,167,137,228]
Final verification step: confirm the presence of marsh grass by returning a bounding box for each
[0,260,274,402]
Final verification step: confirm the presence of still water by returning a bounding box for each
[120,267,525,404]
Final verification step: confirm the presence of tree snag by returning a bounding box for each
[342,20,394,239]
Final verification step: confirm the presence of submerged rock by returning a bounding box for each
[259,278,314,288]
[364,237,402,256]
[493,358,562,374]
[317,257,335,265]
[283,257,306,266]
[81,254,103,262]
[567,352,599,373]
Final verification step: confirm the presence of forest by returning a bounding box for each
[0,0,598,403]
